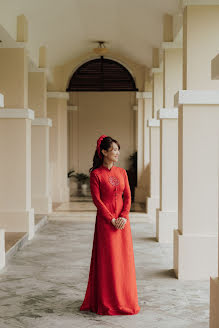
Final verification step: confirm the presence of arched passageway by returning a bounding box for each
[67,58,138,193]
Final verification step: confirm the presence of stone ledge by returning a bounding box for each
[136,92,152,99]
[174,90,219,106]
[151,67,163,74]
[147,119,160,127]
[158,108,178,119]
[32,118,52,127]
[0,108,35,120]
[67,105,78,111]
[182,0,219,7]
[47,92,69,100]
[161,42,182,49]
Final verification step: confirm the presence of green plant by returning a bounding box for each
[68,169,89,184]
[68,169,75,178]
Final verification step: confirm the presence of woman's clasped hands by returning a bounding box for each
[111,217,127,229]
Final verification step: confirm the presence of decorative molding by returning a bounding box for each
[0,108,34,120]
[32,118,52,127]
[161,41,182,49]
[132,105,138,111]
[47,92,69,100]
[136,92,152,99]
[158,108,178,119]
[67,105,78,111]
[147,118,160,127]
[174,90,219,106]
[0,94,4,108]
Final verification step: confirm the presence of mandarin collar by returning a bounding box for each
[101,164,114,172]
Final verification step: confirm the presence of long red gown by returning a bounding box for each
[80,164,140,315]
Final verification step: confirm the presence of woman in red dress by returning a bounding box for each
[80,135,140,315]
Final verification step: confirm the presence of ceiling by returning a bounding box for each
[0,0,180,69]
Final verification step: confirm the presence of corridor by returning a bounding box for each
[0,211,209,328]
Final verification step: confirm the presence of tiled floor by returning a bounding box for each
[0,202,210,328]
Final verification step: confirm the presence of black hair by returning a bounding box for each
[89,136,120,173]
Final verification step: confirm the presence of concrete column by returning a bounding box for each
[146,119,160,221]
[174,92,219,280]
[0,94,6,269]
[210,53,219,328]
[0,46,35,240]
[143,93,153,199]
[174,3,219,280]
[31,118,52,214]
[156,109,178,242]
[29,50,52,214]
[67,105,79,197]
[146,49,163,219]
[152,69,163,118]
[156,26,183,243]
[135,92,152,203]
[47,92,70,203]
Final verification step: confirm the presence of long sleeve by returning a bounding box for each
[119,169,131,220]
[90,171,114,223]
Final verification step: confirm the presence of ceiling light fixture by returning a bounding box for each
[93,41,109,56]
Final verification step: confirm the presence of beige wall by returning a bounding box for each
[28,72,47,117]
[47,97,69,202]
[68,91,136,174]
[0,48,28,108]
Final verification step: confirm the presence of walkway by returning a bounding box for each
[0,206,209,328]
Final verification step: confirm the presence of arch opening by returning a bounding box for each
[66,57,138,92]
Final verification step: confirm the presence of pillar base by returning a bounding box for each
[210,277,219,328]
[146,196,159,220]
[135,186,147,203]
[174,229,218,280]
[156,210,177,243]
[32,195,52,215]
[0,208,35,240]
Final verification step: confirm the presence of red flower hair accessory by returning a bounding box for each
[96,135,107,158]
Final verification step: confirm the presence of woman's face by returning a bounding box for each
[102,142,120,163]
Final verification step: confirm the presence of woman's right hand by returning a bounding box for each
[111,218,127,229]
